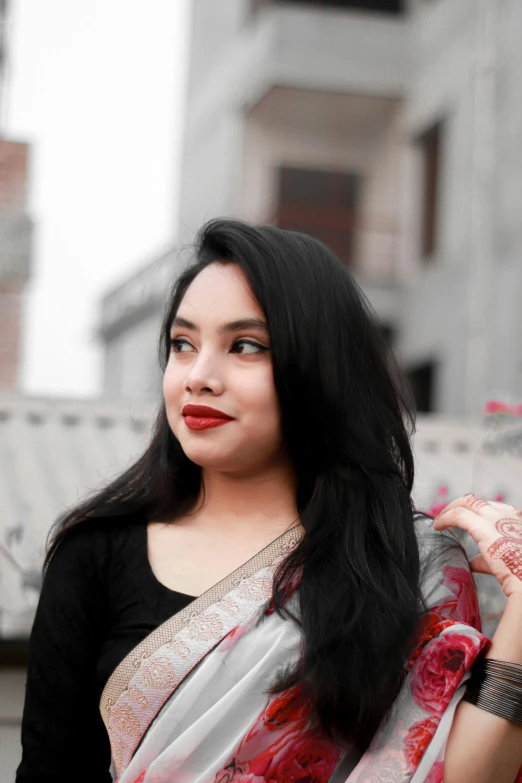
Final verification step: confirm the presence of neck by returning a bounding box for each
[190,458,299,538]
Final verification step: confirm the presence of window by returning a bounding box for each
[275,166,361,265]
[417,121,444,259]
[405,361,436,413]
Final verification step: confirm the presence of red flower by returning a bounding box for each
[483,400,510,415]
[249,729,340,781]
[403,717,438,770]
[437,565,482,630]
[429,501,449,518]
[235,685,311,765]
[410,634,477,714]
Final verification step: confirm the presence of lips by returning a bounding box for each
[182,404,234,431]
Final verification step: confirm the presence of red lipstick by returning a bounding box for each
[182,404,234,431]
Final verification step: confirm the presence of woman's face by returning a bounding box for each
[163,262,284,474]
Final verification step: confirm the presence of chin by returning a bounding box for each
[176,438,233,468]
[179,442,259,474]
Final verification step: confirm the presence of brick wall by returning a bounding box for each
[0,283,23,389]
[0,140,28,210]
[0,139,31,392]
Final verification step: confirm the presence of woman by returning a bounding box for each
[17,219,522,783]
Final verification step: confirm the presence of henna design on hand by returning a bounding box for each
[487,516,522,580]
[495,518,522,539]
[464,494,490,511]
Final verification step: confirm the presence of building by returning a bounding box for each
[100,0,522,419]
[4,0,522,774]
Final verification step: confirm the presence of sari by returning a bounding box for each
[100,517,503,783]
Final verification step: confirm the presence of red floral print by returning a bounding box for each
[219,611,260,652]
[240,685,310,748]
[437,565,482,630]
[214,686,339,783]
[425,761,444,782]
[214,770,264,783]
[410,633,477,715]
[262,686,309,732]
[248,728,340,782]
[219,624,246,651]
[265,598,276,617]
[409,614,454,667]
[265,576,300,617]
[403,717,438,770]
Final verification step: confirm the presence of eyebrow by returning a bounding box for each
[171,316,269,334]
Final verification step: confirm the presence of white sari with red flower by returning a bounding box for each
[100,518,520,783]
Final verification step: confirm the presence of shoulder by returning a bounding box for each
[413,512,480,628]
[36,519,145,624]
[45,519,140,584]
[413,511,467,566]
[48,520,109,566]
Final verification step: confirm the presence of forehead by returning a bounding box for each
[177,263,263,319]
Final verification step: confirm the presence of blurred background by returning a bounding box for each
[1,0,522,777]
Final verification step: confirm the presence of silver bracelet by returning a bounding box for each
[464,658,522,724]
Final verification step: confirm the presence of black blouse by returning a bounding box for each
[16,520,195,783]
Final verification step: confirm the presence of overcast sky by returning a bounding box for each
[4,0,191,397]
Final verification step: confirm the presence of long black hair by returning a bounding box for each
[47,218,422,750]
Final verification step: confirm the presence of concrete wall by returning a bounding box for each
[240,89,405,282]
[396,0,480,413]
[398,0,522,414]
[488,0,522,401]
[101,0,522,415]
[103,314,163,402]
[177,0,410,240]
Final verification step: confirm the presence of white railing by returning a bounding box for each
[1,408,520,638]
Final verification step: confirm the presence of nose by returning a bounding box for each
[184,352,225,396]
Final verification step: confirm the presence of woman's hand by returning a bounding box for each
[433,494,522,599]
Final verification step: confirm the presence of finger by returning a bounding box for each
[469,554,493,575]
[433,505,485,535]
[486,500,520,517]
[434,494,494,521]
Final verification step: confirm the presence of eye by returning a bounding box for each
[231,339,268,355]
[170,337,195,353]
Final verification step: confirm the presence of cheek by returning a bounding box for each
[163,361,184,409]
[241,370,281,429]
